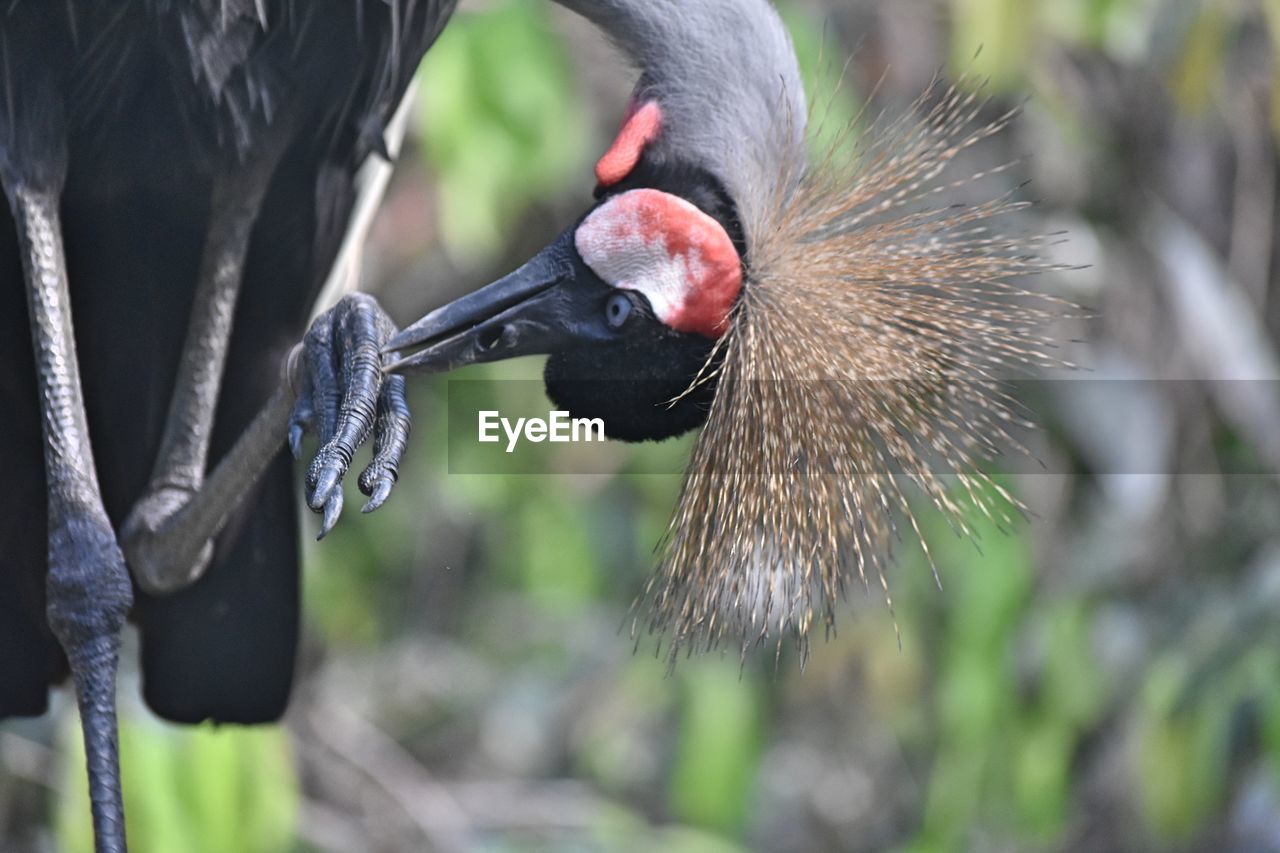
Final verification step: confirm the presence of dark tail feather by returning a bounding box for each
[0,581,65,717]
[136,450,299,724]
[0,213,66,718]
[0,410,65,718]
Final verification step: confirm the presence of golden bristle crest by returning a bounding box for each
[639,79,1069,665]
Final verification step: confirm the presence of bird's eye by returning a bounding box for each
[605,293,633,329]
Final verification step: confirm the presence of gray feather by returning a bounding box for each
[554,0,808,226]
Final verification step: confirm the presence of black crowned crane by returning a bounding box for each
[1,1,1058,852]
[387,1,1061,657]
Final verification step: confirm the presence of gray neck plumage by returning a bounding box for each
[554,0,808,223]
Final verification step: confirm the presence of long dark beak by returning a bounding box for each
[384,227,600,374]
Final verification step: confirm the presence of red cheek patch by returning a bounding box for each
[576,189,744,339]
[595,101,663,187]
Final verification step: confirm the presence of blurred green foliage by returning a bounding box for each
[952,0,1280,141]
[670,664,764,834]
[57,716,296,853]
[417,0,590,262]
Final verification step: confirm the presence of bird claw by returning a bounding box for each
[362,478,394,514]
[308,467,341,512]
[288,423,305,460]
[292,294,412,538]
[318,490,344,541]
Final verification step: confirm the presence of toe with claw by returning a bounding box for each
[291,293,412,539]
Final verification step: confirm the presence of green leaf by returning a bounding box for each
[775,4,863,159]
[919,741,988,851]
[515,493,601,611]
[949,0,1035,91]
[1040,601,1107,729]
[1137,659,1230,838]
[1266,0,1280,137]
[1168,7,1229,115]
[669,663,764,834]
[417,0,590,262]
[1012,718,1072,836]
[57,714,298,853]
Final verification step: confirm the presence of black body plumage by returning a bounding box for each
[0,0,456,724]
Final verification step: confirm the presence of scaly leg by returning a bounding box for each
[122,115,412,594]
[120,291,411,592]
[120,130,293,594]
[7,178,132,853]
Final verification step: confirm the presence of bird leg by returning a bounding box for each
[122,123,411,593]
[6,176,133,853]
[121,133,293,594]
[121,290,411,598]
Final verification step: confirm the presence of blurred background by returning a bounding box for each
[4,0,1280,850]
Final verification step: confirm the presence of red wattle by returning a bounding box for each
[595,101,663,187]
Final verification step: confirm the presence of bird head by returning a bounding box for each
[386,0,804,441]
[382,169,746,441]
[387,0,1065,661]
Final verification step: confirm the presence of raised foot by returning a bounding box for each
[293,293,411,539]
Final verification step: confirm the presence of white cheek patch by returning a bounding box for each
[574,189,743,338]
[579,219,694,324]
